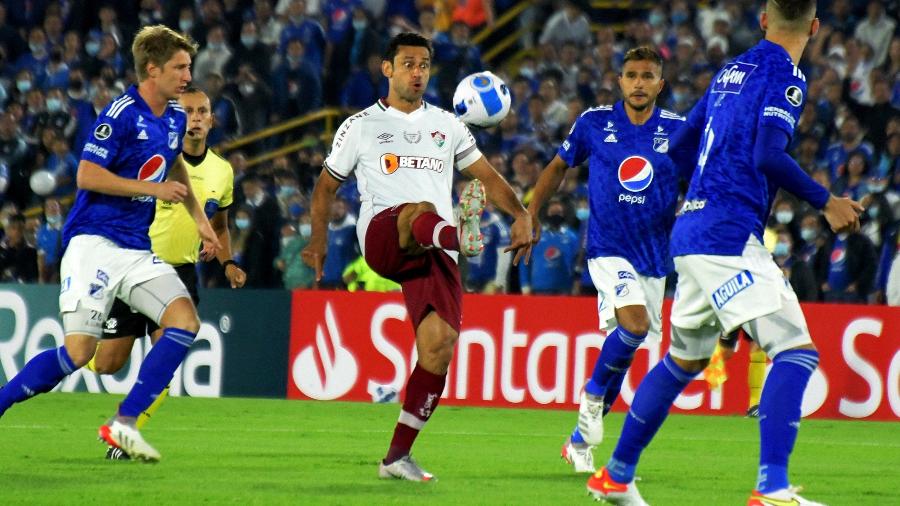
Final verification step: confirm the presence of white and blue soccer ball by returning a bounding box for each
[453,71,511,128]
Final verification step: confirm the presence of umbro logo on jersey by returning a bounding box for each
[377,133,393,144]
[137,129,148,140]
[604,133,617,143]
[604,121,616,132]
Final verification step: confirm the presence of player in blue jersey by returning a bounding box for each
[587,2,863,505]
[528,47,693,474]
[0,26,221,463]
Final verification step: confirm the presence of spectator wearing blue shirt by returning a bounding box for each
[321,198,358,289]
[466,204,511,293]
[348,7,385,69]
[279,0,326,70]
[14,27,49,87]
[35,197,63,283]
[824,115,875,180]
[433,21,483,107]
[44,135,77,196]
[519,200,578,295]
[204,72,240,146]
[817,231,877,304]
[832,150,871,202]
[341,53,388,110]
[43,49,69,91]
[273,38,323,118]
[323,0,361,103]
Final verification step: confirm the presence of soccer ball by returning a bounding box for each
[29,169,56,196]
[453,71,511,128]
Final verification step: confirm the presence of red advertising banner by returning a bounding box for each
[287,291,900,420]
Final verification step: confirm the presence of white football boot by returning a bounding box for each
[378,455,435,482]
[577,391,605,445]
[98,419,161,462]
[561,437,596,473]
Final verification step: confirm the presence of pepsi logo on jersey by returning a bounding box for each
[618,155,653,191]
[138,154,167,183]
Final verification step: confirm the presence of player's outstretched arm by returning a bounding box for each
[211,209,246,288]
[302,168,342,281]
[462,156,533,265]
[526,154,569,244]
[76,160,187,200]
[170,156,222,260]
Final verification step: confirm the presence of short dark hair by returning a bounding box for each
[768,0,816,22]
[383,32,433,63]
[622,46,663,69]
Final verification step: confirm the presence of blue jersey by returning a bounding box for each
[558,101,685,277]
[671,40,807,257]
[63,85,187,251]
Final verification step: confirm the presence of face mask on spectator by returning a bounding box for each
[352,20,367,31]
[672,91,687,104]
[868,206,880,219]
[299,223,312,237]
[179,19,194,32]
[648,12,665,27]
[29,42,45,55]
[241,35,257,47]
[240,83,255,95]
[278,185,297,198]
[868,182,886,193]
[208,42,224,51]
[800,227,817,242]
[235,217,250,230]
[249,192,265,207]
[46,98,62,112]
[773,241,790,257]
[575,207,589,221]
[47,214,62,226]
[85,41,100,56]
[775,210,794,224]
[281,236,293,248]
[16,80,32,93]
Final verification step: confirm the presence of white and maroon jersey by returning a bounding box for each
[324,99,482,257]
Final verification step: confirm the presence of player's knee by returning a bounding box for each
[160,299,200,334]
[64,345,96,369]
[620,318,650,337]
[671,355,709,374]
[92,354,126,375]
[616,306,651,337]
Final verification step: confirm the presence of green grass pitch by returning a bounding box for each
[0,393,897,505]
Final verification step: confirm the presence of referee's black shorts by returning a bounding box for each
[102,263,199,339]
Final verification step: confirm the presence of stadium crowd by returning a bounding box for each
[0,0,898,304]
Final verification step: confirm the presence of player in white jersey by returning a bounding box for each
[302,32,532,482]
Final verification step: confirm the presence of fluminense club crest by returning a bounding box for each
[431,130,446,148]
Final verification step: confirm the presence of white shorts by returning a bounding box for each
[669,236,812,359]
[60,235,183,325]
[587,256,665,341]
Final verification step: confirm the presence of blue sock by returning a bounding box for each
[118,328,196,418]
[0,347,77,415]
[570,427,586,444]
[585,327,646,403]
[756,349,819,494]
[607,354,698,483]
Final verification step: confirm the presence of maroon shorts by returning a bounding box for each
[365,204,463,333]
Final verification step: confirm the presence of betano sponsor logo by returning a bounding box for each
[380,153,445,175]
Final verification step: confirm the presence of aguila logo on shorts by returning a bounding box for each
[292,302,359,400]
[380,153,445,175]
[138,154,167,182]
[618,156,653,192]
[712,269,754,310]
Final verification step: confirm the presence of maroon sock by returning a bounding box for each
[384,363,447,464]
[411,212,459,251]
